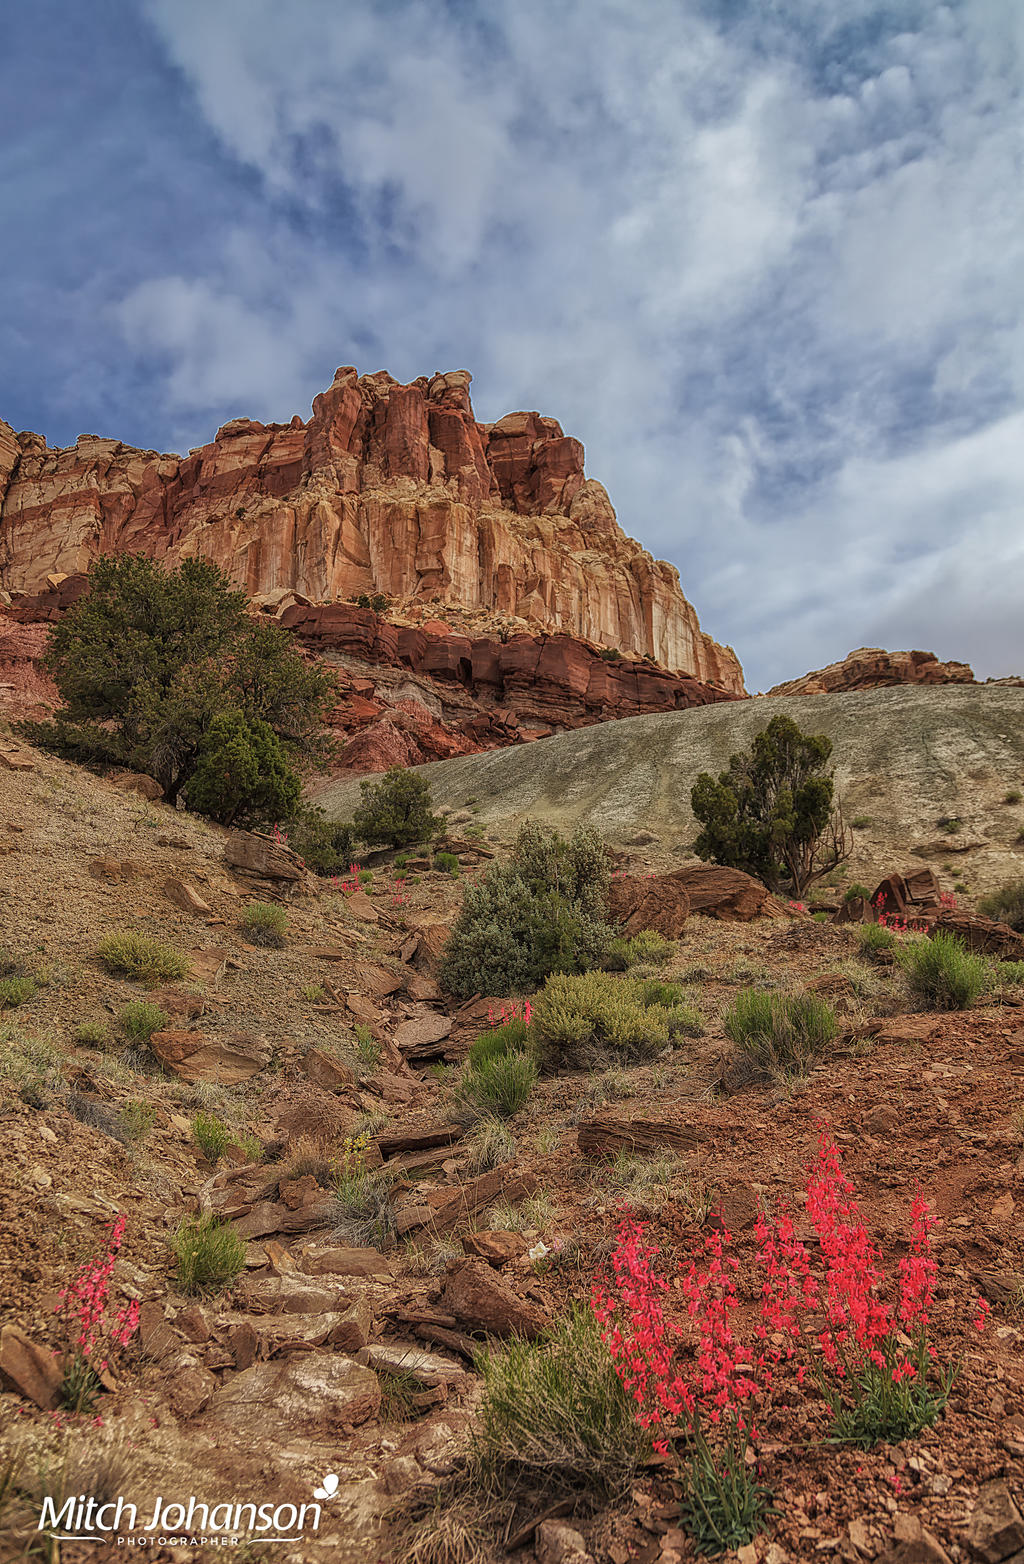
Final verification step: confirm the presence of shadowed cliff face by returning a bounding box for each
[0,367,742,691]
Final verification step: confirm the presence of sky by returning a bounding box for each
[2,0,1022,691]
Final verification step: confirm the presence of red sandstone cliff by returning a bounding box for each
[0,367,743,693]
[766,647,977,697]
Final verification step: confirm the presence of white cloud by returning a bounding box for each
[117,0,1024,686]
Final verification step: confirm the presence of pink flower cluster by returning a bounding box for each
[486,998,533,1028]
[56,1214,140,1377]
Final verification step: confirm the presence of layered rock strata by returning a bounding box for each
[0,367,742,691]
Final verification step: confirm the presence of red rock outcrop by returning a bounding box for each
[767,647,975,697]
[0,367,743,691]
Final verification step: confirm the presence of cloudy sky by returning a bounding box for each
[3,1,1022,689]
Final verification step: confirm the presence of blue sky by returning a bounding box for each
[2,0,1022,689]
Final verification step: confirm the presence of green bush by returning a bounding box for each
[192,1110,231,1162]
[859,923,897,955]
[996,961,1024,986]
[0,976,36,1009]
[978,880,1024,931]
[471,1304,649,1497]
[172,1213,246,1295]
[183,709,300,826]
[282,811,357,875]
[457,1052,538,1120]
[439,822,614,998]
[1004,790,1022,805]
[18,553,336,808]
[468,1019,531,1068]
[723,988,838,1078]
[119,1001,169,1042]
[844,883,872,903]
[73,1020,112,1048]
[691,714,849,896]
[636,978,684,1007]
[119,1100,157,1142]
[353,1024,380,1068]
[241,901,288,947]
[97,933,189,984]
[897,931,989,1010]
[664,1003,706,1039]
[605,929,674,971]
[531,971,669,1071]
[433,851,460,876]
[353,766,442,848]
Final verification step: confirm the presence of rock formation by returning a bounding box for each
[0,367,742,691]
[767,647,975,697]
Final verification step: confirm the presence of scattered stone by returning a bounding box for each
[303,1047,356,1094]
[536,1518,594,1564]
[343,889,379,922]
[442,1258,548,1339]
[876,1515,951,1564]
[376,1124,463,1157]
[577,1115,700,1159]
[150,1028,269,1085]
[0,748,35,772]
[299,1246,393,1278]
[964,1480,1024,1562]
[461,1230,528,1266]
[0,1324,62,1408]
[163,876,211,914]
[237,1274,345,1315]
[166,1361,218,1419]
[88,856,141,883]
[207,1354,380,1434]
[109,770,163,799]
[362,1341,466,1389]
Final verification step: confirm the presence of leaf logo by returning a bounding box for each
[313,1473,340,1500]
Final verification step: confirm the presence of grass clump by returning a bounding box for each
[1004,789,1022,805]
[467,1117,518,1174]
[859,923,898,956]
[605,930,674,970]
[118,1100,157,1142]
[433,851,460,876]
[467,1018,531,1068]
[531,971,669,1071]
[844,883,872,903]
[0,976,36,1009]
[191,1110,232,1163]
[240,901,288,947]
[171,1212,246,1295]
[353,1023,381,1068]
[457,1052,538,1121]
[119,1000,169,1042]
[73,1020,112,1048]
[723,988,838,1079]
[97,932,189,984]
[439,821,613,998]
[470,1304,649,1498]
[897,931,989,1010]
[995,961,1024,986]
[331,1133,395,1247]
[978,879,1024,931]
[0,1027,65,1107]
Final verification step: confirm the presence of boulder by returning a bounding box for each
[442,1259,548,1339]
[643,865,773,921]
[607,874,690,937]
[150,1029,269,1085]
[109,771,163,799]
[299,1246,393,1278]
[303,1047,356,1094]
[0,1324,62,1408]
[577,1115,700,1159]
[207,1354,380,1434]
[930,910,1024,959]
[963,1480,1024,1562]
[163,877,211,915]
[461,1230,528,1267]
[224,829,306,882]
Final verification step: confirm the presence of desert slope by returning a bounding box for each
[317,685,1024,888]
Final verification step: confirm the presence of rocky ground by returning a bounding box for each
[2,736,1024,1564]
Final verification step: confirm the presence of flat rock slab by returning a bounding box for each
[207,1354,380,1434]
[362,1341,467,1388]
[394,1010,453,1052]
[0,1324,61,1408]
[303,1047,356,1094]
[224,829,306,881]
[237,1273,347,1315]
[299,1245,394,1278]
[577,1115,700,1158]
[151,1028,269,1085]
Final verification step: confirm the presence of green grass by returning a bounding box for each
[171,1213,246,1295]
[1004,790,1022,805]
[73,1020,112,1047]
[723,988,838,1078]
[470,1304,650,1498]
[859,923,898,955]
[191,1110,232,1163]
[0,976,37,1009]
[241,901,288,947]
[468,1018,531,1068]
[978,880,1024,931]
[119,1100,158,1142]
[467,1117,518,1174]
[433,851,460,876]
[97,932,189,984]
[457,1052,538,1120]
[353,1024,381,1068]
[897,931,989,1010]
[605,930,674,971]
[995,961,1024,986]
[119,1000,169,1041]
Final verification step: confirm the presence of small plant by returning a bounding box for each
[605,930,673,970]
[433,851,460,876]
[467,1116,518,1174]
[172,1212,246,1295]
[357,869,373,886]
[330,1132,395,1246]
[0,975,36,1009]
[636,978,684,1007]
[468,1017,532,1068]
[471,1304,649,1496]
[978,879,1024,931]
[119,1000,169,1042]
[301,982,327,1002]
[353,1023,381,1068]
[1004,789,1022,805]
[532,970,670,1071]
[73,1020,112,1048]
[844,883,872,903]
[241,901,288,948]
[996,961,1024,986]
[457,1051,537,1120]
[723,988,838,1079]
[897,930,988,1010]
[192,1110,232,1163]
[55,1213,140,1413]
[850,816,872,829]
[119,1099,158,1142]
[0,1027,65,1107]
[97,932,189,984]
[858,922,897,955]
[940,817,963,834]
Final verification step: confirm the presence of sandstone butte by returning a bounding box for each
[0,366,743,691]
[766,646,982,697]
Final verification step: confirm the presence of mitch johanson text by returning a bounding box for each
[39,1494,323,1537]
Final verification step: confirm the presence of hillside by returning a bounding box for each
[1,733,1024,1562]
[0,368,742,690]
[317,684,1024,898]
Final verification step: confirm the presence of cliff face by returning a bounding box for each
[0,368,743,692]
[766,648,977,697]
